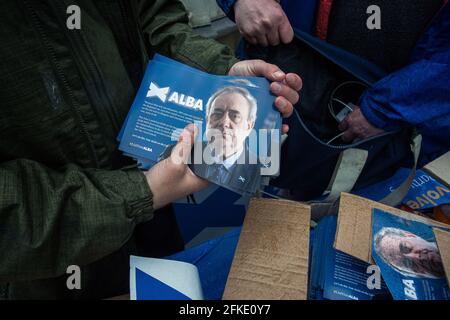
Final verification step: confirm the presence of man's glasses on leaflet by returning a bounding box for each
[210,109,243,124]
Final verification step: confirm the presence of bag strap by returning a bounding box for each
[324,148,369,200]
[379,134,422,207]
[293,28,387,85]
[309,134,422,220]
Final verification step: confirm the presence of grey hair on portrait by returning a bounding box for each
[205,86,258,123]
[374,227,410,260]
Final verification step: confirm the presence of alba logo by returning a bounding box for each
[147,82,203,111]
[147,82,170,102]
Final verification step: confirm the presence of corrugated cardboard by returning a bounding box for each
[434,228,450,287]
[424,150,450,188]
[335,193,450,286]
[334,193,448,264]
[222,198,311,300]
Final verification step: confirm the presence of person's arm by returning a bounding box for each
[359,60,450,132]
[137,0,239,75]
[0,161,154,283]
[339,60,450,143]
[137,0,302,131]
[0,125,209,283]
[218,0,294,46]
[233,0,293,46]
[341,5,450,147]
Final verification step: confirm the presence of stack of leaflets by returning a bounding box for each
[372,208,450,300]
[309,215,392,300]
[118,54,281,196]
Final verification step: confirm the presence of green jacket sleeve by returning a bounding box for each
[137,0,239,75]
[0,159,154,283]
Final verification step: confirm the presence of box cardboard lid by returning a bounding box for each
[334,193,450,285]
[434,228,450,286]
[222,198,311,300]
[424,150,450,188]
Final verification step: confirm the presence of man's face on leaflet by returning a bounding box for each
[206,92,254,159]
[379,231,445,278]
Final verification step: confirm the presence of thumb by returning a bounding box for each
[170,124,198,165]
[257,61,286,82]
[229,60,286,82]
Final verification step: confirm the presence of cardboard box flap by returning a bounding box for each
[433,228,450,286]
[223,198,311,300]
[334,193,449,264]
[424,150,450,188]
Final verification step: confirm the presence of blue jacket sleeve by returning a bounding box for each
[216,0,237,21]
[360,4,450,161]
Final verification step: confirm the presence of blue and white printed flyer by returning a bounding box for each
[371,208,450,300]
[130,255,203,300]
[118,55,281,196]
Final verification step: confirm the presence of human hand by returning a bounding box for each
[234,0,294,46]
[228,59,302,133]
[338,106,385,142]
[145,124,209,210]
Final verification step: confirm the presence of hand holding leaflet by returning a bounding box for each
[118,55,283,196]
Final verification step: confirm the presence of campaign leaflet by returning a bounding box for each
[309,216,391,300]
[355,168,450,210]
[372,208,450,300]
[118,55,281,196]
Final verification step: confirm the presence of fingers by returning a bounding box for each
[170,124,197,165]
[238,5,292,47]
[338,118,349,132]
[228,60,301,120]
[228,60,288,83]
[279,16,294,44]
[286,73,303,91]
[341,129,357,143]
[258,61,286,82]
[255,33,269,47]
[271,82,299,106]
[228,61,302,104]
[339,115,357,142]
[275,96,293,118]
[338,107,385,143]
[246,25,288,47]
[245,36,258,46]
[247,60,287,82]
[282,124,290,134]
[267,27,281,46]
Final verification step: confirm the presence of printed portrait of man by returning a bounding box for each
[193,86,261,193]
[374,227,445,279]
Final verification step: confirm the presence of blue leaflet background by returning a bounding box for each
[118,55,280,167]
[136,268,191,300]
[355,168,450,210]
[372,209,450,300]
[310,216,390,300]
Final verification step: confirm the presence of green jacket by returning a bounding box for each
[0,0,238,299]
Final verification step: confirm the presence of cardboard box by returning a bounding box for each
[223,198,311,300]
[334,150,450,265]
[334,192,450,287]
[223,151,450,298]
[424,150,450,188]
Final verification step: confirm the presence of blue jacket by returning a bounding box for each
[360,4,450,165]
[217,0,450,165]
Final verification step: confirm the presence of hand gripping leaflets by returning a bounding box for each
[118,55,281,196]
